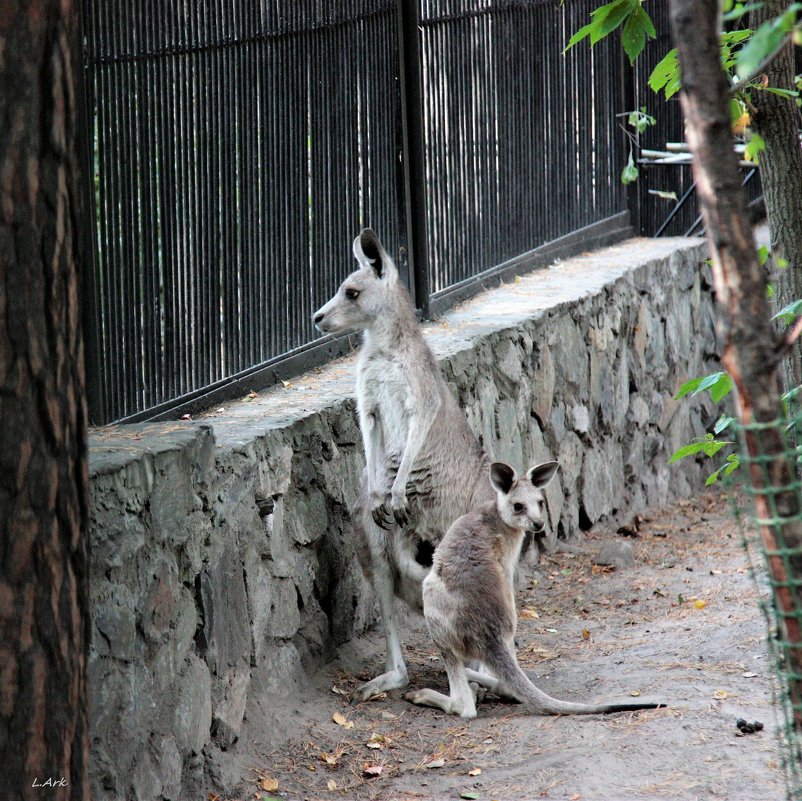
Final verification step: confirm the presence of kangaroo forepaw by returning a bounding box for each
[371,505,392,530]
[393,506,410,527]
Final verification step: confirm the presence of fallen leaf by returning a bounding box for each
[514,275,522,283]
[545,627,558,634]
[570,794,582,801]
[468,767,482,776]
[327,779,337,791]
[367,733,386,750]
[320,752,338,766]
[259,777,279,792]
[367,692,387,702]
[742,672,758,679]
[363,764,383,777]
[426,758,445,769]
[714,689,728,699]
[331,685,348,696]
[208,794,220,801]
[332,712,354,729]
[581,628,591,641]
[180,413,192,420]
[629,690,641,697]
[519,608,539,620]
[694,599,707,610]
[280,380,292,389]
[460,793,480,800]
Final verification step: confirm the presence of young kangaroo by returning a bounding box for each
[313,229,495,702]
[405,460,664,718]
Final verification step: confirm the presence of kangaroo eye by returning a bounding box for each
[513,503,525,514]
[345,288,360,300]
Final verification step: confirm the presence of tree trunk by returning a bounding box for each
[669,0,802,731]
[0,3,91,800]
[749,0,802,391]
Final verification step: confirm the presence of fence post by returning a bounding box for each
[396,0,430,317]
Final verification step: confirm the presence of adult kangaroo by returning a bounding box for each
[313,229,495,701]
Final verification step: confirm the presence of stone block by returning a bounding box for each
[212,665,251,748]
[531,344,555,425]
[197,542,252,675]
[157,736,182,801]
[173,654,212,755]
[594,540,636,568]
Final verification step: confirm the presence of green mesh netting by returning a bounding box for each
[731,390,802,800]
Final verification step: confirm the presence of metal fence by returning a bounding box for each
[80,0,689,425]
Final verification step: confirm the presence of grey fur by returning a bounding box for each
[313,229,493,701]
[404,460,665,718]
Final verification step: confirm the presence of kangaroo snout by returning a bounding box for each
[313,305,331,333]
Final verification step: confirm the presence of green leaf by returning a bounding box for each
[597,0,637,40]
[764,86,800,98]
[757,244,770,266]
[565,0,633,51]
[722,458,741,477]
[674,376,703,400]
[709,372,733,403]
[621,150,639,185]
[566,21,598,51]
[723,3,765,22]
[648,49,681,99]
[744,132,766,162]
[737,18,787,79]
[621,6,649,64]
[714,415,736,435]
[705,468,722,486]
[669,435,731,463]
[460,794,481,801]
[773,298,802,322]
[694,371,725,395]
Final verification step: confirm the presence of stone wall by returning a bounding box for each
[87,236,718,800]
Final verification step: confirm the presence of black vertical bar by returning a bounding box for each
[397,0,428,316]
[77,0,105,424]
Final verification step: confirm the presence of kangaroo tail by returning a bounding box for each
[485,644,665,716]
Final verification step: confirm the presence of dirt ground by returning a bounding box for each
[236,491,787,801]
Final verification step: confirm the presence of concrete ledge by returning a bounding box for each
[87,235,717,800]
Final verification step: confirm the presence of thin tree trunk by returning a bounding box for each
[0,3,91,799]
[750,0,802,391]
[669,0,802,731]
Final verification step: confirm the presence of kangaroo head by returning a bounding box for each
[490,461,559,534]
[313,229,400,334]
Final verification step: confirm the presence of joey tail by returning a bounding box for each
[486,642,665,716]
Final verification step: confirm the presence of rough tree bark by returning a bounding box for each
[0,3,91,800]
[749,0,802,391]
[669,0,802,731]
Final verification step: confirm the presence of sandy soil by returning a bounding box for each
[235,492,786,801]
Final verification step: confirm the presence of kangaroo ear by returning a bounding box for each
[353,228,395,281]
[490,462,517,495]
[527,461,559,489]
